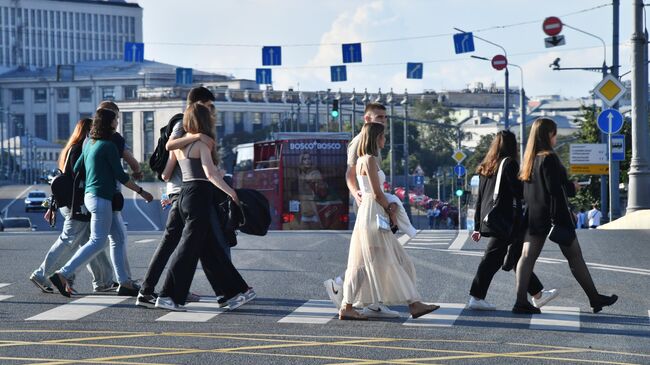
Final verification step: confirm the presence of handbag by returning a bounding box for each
[376,213,391,231]
[50,150,74,208]
[481,158,514,238]
[547,186,576,246]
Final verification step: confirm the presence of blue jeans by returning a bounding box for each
[59,194,131,284]
[32,206,114,288]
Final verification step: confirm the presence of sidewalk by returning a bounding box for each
[599,209,650,230]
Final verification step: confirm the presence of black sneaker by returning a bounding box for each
[512,301,541,314]
[217,296,228,308]
[117,282,140,297]
[135,292,158,308]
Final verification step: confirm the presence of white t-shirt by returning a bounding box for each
[587,208,602,227]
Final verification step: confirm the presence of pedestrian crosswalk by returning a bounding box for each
[26,296,128,321]
[156,298,226,322]
[277,299,338,324]
[404,230,458,250]
[530,306,581,331]
[403,303,465,327]
[0,283,11,289]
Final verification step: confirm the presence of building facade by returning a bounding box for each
[0,0,142,69]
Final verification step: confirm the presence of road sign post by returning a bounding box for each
[597,108,625,224]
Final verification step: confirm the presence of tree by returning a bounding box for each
[464,134,495,177]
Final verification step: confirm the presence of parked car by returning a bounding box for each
[0,217,36,232]
[24,190,48,212]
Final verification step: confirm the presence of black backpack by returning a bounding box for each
[149,113,183,181]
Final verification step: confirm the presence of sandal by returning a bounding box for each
[339,309,368,321]
[411,303,440,319]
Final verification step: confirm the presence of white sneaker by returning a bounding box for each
[467,296,496,311]
[227,289,256,310]
[155,296,186,312]
[361,303,400,318]
[532,289,559,308]
[323,279,343,309]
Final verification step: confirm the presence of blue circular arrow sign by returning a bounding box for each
[597,109,624,134]
[454,164,466,177]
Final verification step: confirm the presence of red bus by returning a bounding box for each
[233,132,350,230]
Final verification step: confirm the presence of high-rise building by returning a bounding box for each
[0,0,142,69]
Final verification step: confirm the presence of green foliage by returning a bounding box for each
[137,162,157,182]
[464,134,495,177]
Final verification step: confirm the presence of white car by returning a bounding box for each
[24,190,48,212]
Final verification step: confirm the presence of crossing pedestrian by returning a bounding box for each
[324,103,415,319]
[136,87,224,308]
[576,208,587,229]
[49,108,154,298]
[468,130,558,311]
[155,103,254,311]
[514,117,617,314]
[338,122,439,320]
[29,118,115,294]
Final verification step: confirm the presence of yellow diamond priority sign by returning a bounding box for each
[451,149,467,164]
[593,75,626,107]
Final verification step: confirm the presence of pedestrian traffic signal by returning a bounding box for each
[331,99,340,119]
[455,178,464,197]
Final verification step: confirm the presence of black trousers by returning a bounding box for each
[141,192,233,296]
[469,236,544,300]
[159,181,248,305]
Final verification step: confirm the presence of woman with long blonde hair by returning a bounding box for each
[339,122,439,320]
[514,118,617,314]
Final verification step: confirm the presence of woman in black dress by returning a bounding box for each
[514,118,617,314]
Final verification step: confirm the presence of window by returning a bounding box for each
[233,112,244,133]
[35,114,48,139]
[271,113,280,126]
[123,85,137,100]
[57,87,69,102]
[11,89,24,103]
[13,114,25,136]
[34,88,47,103]
[121,112,133,149]
[216,111,225,138]
[101,86,114,100]
[143,111,154,160]
[252,112,263,131]
[79,87,92,102]
[57,113,69,140]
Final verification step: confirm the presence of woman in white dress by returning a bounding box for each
[339,123,440,320]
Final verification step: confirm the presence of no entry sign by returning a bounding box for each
[491,55,507,71]
[543,16,563,36]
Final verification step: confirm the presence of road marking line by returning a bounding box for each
[0,283,11,289]
[25,296,128,321]
[133,238,157,244]
[2,185,33,218]
[408,241,449,246]
[530,306,580,332]
[0,295,12,301]
[448,231,467,250]
[131,191,160,231]
[403,303,465,327]
[278,299,338,324]
[156,301,226,322]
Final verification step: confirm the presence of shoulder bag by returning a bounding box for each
[547,185,577,246]
[480,158,513,238]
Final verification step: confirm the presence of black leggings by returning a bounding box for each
[159,181,248,305]
[470,236,544,300]
[515,233,598,305]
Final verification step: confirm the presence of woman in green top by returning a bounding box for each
[49,108,154,298]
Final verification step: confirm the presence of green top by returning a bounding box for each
[74,139,130,201]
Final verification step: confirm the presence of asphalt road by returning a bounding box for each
[0,227,649,364]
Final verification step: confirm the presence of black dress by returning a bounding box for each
[523,153,576,236]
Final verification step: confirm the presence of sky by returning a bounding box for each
[128,0,637,98]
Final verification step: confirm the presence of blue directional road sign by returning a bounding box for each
[330,65,347,82]
[611,134,626,161]
[175,68,193,85]
[255,68,272,85]
[124,42,144,62]
[414,175,424,186]
[454,164,466,177]
[597,109,624,134]
[453,32,475,54]
[342,43,362,63]
[262,46,282,66]
[406,62,423,79]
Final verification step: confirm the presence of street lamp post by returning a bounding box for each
[509,63,526,162]
[350,89,357,135]
[387,89,395,193]
[401,90,411,219]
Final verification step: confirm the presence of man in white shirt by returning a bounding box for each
[587,204,602,229]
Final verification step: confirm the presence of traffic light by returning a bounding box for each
[331,99,340,119]
[455,178,464,197]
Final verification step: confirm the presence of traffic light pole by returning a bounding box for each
[401,91,411,220]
